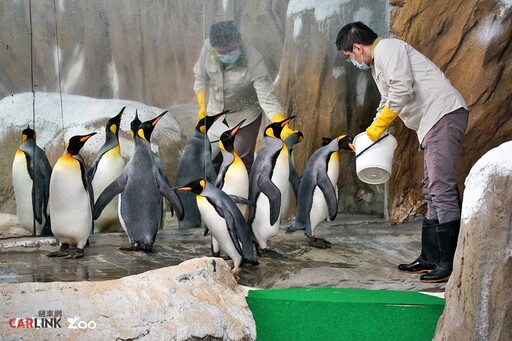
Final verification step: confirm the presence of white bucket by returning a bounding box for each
[353,132,397,185]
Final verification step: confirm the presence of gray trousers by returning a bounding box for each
[212,114,262,174]
[422,107,468,223]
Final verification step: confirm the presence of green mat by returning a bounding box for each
[246,288,444,341]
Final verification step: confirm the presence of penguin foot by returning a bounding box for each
[231,267,241,279]
[307,236,332,249]
[119,243,140,251]
[285,225,299,234]
[139,243,153,253]
[259,248,287,259]
[65,248,84,259]
[47,244,70,258]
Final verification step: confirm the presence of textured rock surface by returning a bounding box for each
[0,257,255,340]
[434,142,512,340]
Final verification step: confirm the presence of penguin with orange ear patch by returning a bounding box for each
[48,132,97,259]
[286,135,355,248]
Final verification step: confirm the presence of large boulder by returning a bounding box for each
[434,141,512,340]
[0,257,255,340]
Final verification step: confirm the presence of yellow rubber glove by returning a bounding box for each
[196,90,207,120]
[366,106,398,141]
[271,113,295,140]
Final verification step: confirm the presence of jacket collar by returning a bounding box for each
[209,43,248,70]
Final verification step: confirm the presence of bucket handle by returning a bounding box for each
[352,133,390,161]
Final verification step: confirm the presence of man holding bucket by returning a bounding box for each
[335,22,469,283]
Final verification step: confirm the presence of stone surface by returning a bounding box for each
[434,142,512,341]
[0,257,255,340]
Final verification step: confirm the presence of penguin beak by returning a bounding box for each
[349,143,356,152]
[230,119,246,137]
[80,132,97,143]
[175,186,192,192]
[280,115,296,127]
[151,110,168,127]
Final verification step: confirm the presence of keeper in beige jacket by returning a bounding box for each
[336,22,469,284]
[193,21,292,173]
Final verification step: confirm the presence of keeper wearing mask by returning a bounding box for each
[336,22,469,283]
[193,20,293,174]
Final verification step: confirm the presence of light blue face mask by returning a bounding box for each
[219,48,241,64]
[351,57,370,71]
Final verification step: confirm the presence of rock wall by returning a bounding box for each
[434,141,512,340]
[0,257,255,340]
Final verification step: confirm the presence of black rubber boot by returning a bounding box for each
[398,219,439,273]
[420,220,460,283]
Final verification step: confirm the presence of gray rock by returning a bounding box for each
[0,257,255,340]
[434,141,512,340]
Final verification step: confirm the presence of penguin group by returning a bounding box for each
[12,106,356,278]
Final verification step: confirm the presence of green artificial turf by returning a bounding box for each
[246,288,445,341]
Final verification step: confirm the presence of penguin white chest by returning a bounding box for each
[49,156,91,247]
[12,150,37,231]
[196,196,242,265]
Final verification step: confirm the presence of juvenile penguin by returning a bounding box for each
[280,130,304,223]
[93,111,183,252]
[286,135,354,248]
[175,111,227,229]
[248,116,295,258]
[12,126,52,236]
[212,120,248,256]
[48,132,97,259]
[176,179,258,276]
[87,107,125,233]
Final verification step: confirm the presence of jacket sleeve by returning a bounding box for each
[376,41,414,115]
[250,51,283,120]
[193,41,208,93]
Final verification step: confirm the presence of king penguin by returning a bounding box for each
[47,132,97,259]
[211,120,248,257]
[175,111,227,229]
[12,126,52,236]
[93,111,183,252]
[286,135,354,248]
[280,130,304,223]
[176,179,257,276]
[248,116,295,258]
[87,107,125,233]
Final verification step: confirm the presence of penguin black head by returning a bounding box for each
[219,119,246,153]
[321,137,333,146]
[21,125,36,142]
[130,111,142,138]
[66,132,97,155]
[196,110,230,134]
[337,135,355,152]
[264,115,296,139]
[137,110,167,142]
[175,179,206,196]
[106,106,125,137]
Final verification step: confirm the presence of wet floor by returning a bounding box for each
[0,213,446,293]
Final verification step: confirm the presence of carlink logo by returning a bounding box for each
[7,310,96,329]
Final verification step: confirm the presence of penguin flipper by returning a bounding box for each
[258,175,281,226]
[316,173,338,220]
[158,177,184,220]
[289,165,300,199]
[229,195,253,207]
[93,174,127,219]
[222,209,244,257]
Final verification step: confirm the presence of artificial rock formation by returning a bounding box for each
[0,257,255,340]
[434,141,512,340]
